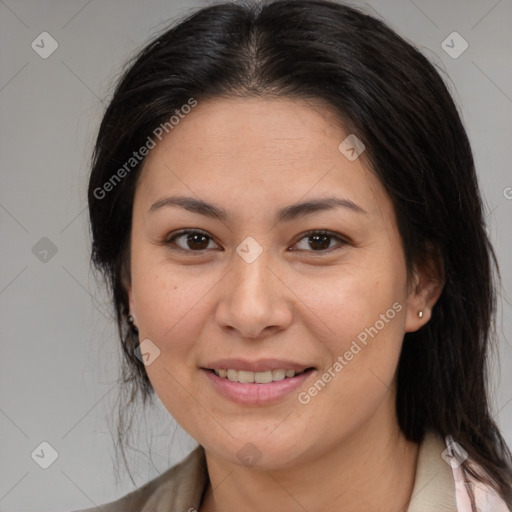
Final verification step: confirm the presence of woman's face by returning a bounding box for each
[127,97,428,469]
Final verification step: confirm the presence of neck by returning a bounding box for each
[199,400,419,512]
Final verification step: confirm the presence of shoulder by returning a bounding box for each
[71,445,208,512]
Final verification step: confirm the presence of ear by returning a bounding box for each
[404,245,445,333]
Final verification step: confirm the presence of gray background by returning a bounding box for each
[1,0,511,510]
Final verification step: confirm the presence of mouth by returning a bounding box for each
[200,366,317,405]
[206,367,315,383]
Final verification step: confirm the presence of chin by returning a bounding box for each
[205,435,310,471]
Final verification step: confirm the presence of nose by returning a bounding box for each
[214,247,293,340]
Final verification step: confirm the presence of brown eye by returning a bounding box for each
[165,230,218,252]
[291,230,346,253]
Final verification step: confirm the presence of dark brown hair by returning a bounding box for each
[88,0,512,503]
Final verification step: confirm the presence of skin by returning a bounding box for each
[126,97,443,512]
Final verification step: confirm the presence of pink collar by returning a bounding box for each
[444,435,510,511]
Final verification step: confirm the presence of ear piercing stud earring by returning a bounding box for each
[418,311,424,318]
[127,313,138,333]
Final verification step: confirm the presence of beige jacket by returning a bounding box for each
[74,431,510,512]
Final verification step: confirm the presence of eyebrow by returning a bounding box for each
[148,195,367,222]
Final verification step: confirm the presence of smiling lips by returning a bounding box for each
[203,358,314,383]
[201,358,316,405]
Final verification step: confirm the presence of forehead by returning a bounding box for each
[135,96,389,220]
[144,96,347,166]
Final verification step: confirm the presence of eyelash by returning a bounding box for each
[163,229,348,255]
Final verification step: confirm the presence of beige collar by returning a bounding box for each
[407,430,457,511]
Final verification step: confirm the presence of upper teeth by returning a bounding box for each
[214,368,304,383]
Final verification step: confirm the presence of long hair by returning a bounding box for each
[87,0,512,503]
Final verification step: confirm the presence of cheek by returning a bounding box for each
[302,255,407,405]
[129,259,214,427]
[129,248,236,410]
[305,251,407,347]
[131,262,205,352]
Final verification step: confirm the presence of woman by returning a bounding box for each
[78,0,512,510]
